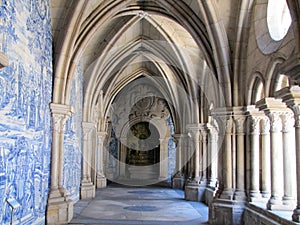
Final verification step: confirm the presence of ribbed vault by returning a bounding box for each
[50,0,230,134]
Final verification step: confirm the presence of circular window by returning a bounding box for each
[267,0,292,41]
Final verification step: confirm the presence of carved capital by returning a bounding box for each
[234,116,246,134]
[268,112,283,133]
[50,103,73,133]
[82,122,96,139]
[260,116,270,134]
[250,116,261,134]
[225,117,233,134]
[280,111,294,132]
[97,132,107,144]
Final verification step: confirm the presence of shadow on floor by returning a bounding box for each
[69,183,209,225]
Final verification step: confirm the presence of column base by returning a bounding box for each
[220,188,234,200]
[282,196,296,207]
[234,190,247,201]
[267,197,294,210]
[184,180,206,202]
[46,196,73,224]
[292,207,300,222]
[249,190,263,202]
[261,191,271,199]
[209,199,246,225]
[96,176,107,189]
[205,187,217,205]
[81,181,95,199]
[172,173,185,189]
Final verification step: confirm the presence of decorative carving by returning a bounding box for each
[268,113,282,133]
[260,116,270,134]
[234,116,246,134]
[250,116,261,134]
[0,0,54,223]
[225,117,233,134]
[280,112,294,132]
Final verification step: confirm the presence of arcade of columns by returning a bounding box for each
[46,56,300,224]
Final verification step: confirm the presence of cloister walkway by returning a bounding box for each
[69,183,209,225]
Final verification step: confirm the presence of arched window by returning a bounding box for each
[267,0,292,41]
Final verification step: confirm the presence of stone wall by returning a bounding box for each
[0,0,52,224]
[63,66,83,203]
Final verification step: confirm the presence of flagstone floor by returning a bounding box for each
[69,183,209,225]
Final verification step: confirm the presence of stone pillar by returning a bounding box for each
[220,117,234,199]
[187,124,201,180]
[281,112,297,208]
[209,109,245,225]
[275,85,300,221]
[205,124,219,205]
[200,126,208,183]
[249,114,262,200]
[159,138,169,180]
[260,116,271,199]
[233,115,246,200]
[207,125,219,188]
[47,103,74,224]
[81,122,96,199]
[256,98,285,210]
[185,124,206,202]
[96,132,107,188]
[172,134,185,189]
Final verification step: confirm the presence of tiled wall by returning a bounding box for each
[0,0,52,224]
[63,66,83,203]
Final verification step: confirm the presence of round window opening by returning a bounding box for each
[267,0,292,41]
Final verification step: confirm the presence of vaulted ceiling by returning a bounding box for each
[49,0,239,130]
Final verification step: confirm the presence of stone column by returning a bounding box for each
[220,117,234,199]
[96,132,107,188]
[256,98,285,210]
[185,124,206,202]
[187,125,201,180]
[172,134,185,189]
[260,116,271,199]
[81,122,96,199]
[281,112,297,207]
[159,138,169,180]
[275,85,300,221]
[207,125,219,188]
[200,126,208,183]
[47,103,74,224]
[233,115,246,200]
[249,115,262,200]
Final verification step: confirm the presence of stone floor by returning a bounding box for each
[69,183,209,225]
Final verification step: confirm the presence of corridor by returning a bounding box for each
[69,183,209,225]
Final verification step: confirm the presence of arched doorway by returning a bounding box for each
[125,122,160,180]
